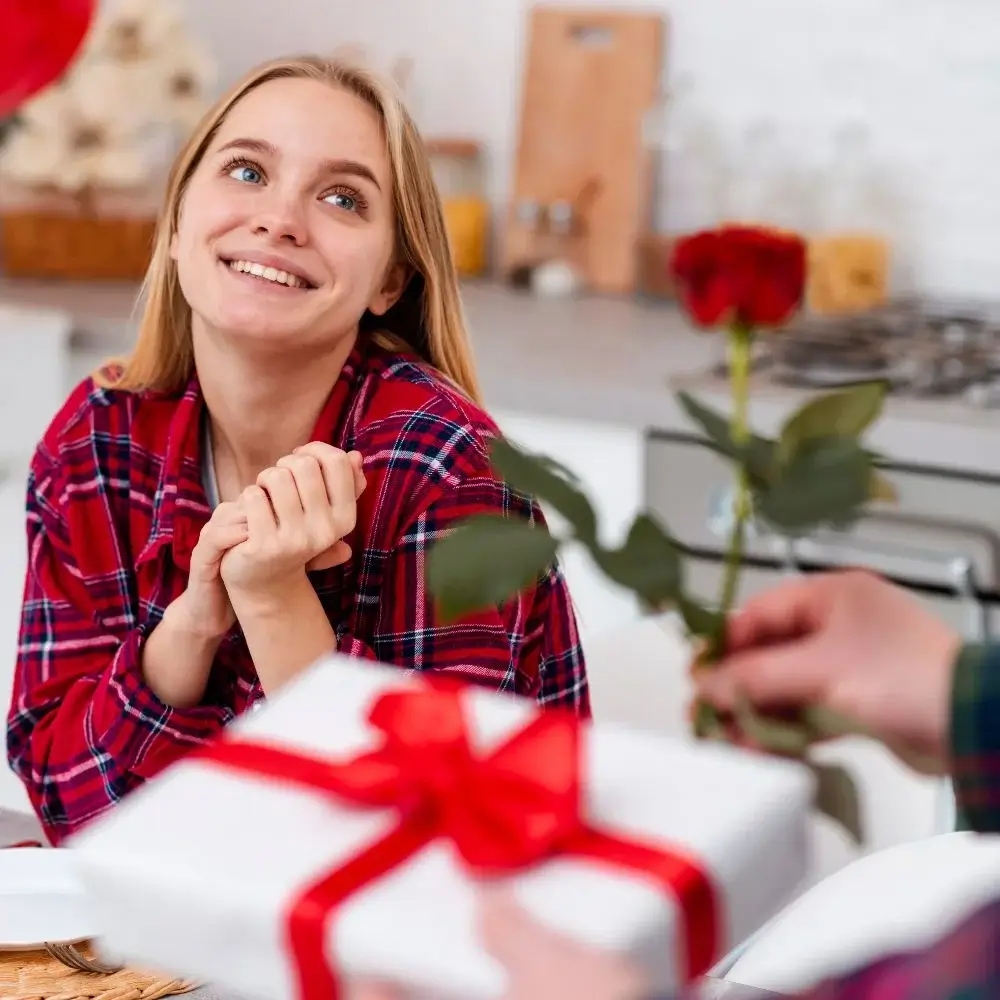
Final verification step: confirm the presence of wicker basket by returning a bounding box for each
[0,183,158,282]
[0,942,195,1000]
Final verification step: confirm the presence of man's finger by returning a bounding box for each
[695,640,824,712]
[724,576,828,654]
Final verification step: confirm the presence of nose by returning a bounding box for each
[249,189,308,246]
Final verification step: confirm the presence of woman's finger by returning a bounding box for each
[200,522,249,566]
[257,466,305,528]
[277,453,329,513]
[240,485,278,539]
[347,450,367,499]
[296,442,359,505]
[210,501,248,527]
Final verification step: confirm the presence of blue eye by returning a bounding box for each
[324,190,359,212]
[229,164,262,184]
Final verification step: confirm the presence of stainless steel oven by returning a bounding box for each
[644,432,1000,643]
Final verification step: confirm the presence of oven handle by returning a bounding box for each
[773,531,991,642]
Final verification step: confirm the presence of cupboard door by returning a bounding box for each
[492,410,644,641]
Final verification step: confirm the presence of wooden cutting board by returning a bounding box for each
[502,7,665,295]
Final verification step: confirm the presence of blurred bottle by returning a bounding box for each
[651,75,728,233]
[724,120,782,227]
[822,121,881,233]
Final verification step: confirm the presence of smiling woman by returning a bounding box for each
[6,54,589,846]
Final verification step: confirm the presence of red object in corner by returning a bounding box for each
[0,0,97,118]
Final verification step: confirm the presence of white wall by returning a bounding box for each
[166,0,1000,300]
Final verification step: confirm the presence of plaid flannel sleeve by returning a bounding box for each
[950,643,1000,834]
[6,464,234,845]
[335,435,590,716]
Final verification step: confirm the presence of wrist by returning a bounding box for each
[227,571,314,621]
[167,590,230,647]
[928,626,963,761]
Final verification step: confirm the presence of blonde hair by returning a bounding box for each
[98,54,481,403]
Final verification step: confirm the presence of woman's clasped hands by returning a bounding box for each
[221,442,366,597]
[185,442,366,637]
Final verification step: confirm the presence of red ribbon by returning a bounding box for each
[192,684,719,999]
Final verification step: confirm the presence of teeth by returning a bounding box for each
[228,259,307,288]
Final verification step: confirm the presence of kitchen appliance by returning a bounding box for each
[710,297,1000,407]
[646,299,1000,645]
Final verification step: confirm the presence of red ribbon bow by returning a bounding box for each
[194,683,719,999]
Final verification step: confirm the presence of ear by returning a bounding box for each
[169,230,179,261]
[367,262,410,317]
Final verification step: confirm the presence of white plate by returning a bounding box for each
[0,849,100,950]
[726,832,1000,992]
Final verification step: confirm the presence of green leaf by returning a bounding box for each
[427,514,560,621]
[756,437,872,534]
[869,468,898,503]
[677,594,725,643]
[592,514,683,606]
[811,761,864,845]
[802,705,864,740]
[735,698,813,756]
[489,438,598,541]
[777,382,887,467]
[693,701,725,741]
[676,392,776,485]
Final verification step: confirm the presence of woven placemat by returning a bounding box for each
[0,942,196,1000]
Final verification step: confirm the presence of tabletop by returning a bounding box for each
[184,981,784,999]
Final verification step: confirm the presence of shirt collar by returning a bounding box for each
[136,339,371,572]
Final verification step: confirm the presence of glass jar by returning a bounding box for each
[426,138,489,278]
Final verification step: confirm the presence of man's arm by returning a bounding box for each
[950,643,1000,833]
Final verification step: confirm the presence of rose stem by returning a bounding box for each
[717,320,753,621]
[694,321,753,738]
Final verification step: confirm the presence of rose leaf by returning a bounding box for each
[427,514,560,621]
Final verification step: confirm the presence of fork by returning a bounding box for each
[44,940,125,974]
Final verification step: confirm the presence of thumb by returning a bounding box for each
[694,638,824,713]
[306,540,352,571]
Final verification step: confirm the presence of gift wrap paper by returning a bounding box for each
[69,656,813,1000]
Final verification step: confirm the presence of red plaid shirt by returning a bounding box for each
[7,339,589,844]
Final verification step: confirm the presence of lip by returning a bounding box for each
[218,251,318,289]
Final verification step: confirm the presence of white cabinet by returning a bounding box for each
[491,410,645,645]
[0,306,72,466]
[0,465,32,812]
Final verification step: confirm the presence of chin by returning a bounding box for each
[215,312,310,347]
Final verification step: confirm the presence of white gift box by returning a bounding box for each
[69,655,813,1000]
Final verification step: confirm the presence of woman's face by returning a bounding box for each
[171,77,406,354]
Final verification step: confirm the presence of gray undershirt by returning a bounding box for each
[202,413,221,509]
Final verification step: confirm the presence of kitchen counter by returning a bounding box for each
[4,276,1000,476]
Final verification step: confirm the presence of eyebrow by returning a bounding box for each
[215,136,382,191]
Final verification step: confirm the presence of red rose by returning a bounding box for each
[670,226,807,330]
[0,0,96,118]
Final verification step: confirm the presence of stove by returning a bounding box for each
[710,299,1000,407]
